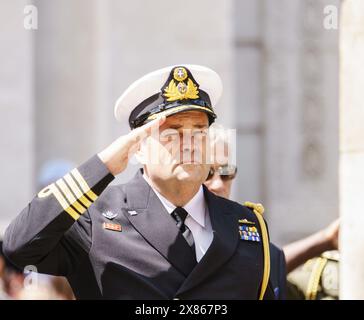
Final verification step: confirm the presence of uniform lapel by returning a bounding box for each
[122,170,197,277]
[176,186,239,296]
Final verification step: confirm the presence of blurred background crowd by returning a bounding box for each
[0,241,74,299]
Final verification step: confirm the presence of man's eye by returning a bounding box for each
[193,130,208,137]
[163,133,179,140]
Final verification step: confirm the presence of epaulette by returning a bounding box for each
[243,200,269,300]
[244,201,265,215]
[321,250,340,262]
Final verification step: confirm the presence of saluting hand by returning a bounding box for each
[98,116,166,176]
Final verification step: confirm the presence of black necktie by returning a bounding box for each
[171,207,196,253]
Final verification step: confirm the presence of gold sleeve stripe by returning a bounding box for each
[85,190,98,202]
[56,179,77,203]
[48,184,80,220]
[79,194,93,208]
[37,168,99,221]
[64,174,93,207]
[71,169,98,201]
[65,206,81,220]
[56,179,87,215]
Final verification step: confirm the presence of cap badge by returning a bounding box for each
[163,67,199,102]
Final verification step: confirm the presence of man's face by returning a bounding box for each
[204,143,235,199]
[204,164,234,199]
[139,110,210,185]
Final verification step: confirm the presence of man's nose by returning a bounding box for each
[181,142,192,152]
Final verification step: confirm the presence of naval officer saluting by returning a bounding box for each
[3,65,274,299]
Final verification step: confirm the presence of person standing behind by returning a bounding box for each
[205,125,340,300]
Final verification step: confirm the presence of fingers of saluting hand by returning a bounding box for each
[97,115,166,176]
[126,115,166,146]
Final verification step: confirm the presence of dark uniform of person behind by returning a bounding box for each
[3,65,278,299]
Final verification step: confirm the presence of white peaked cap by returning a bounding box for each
[114,64,223,129]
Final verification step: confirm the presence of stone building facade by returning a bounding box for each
[0,0,340,246]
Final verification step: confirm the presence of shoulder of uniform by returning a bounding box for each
[241,201,269,236]
[209,194,252,218]
[97,184,124,198]
[208,193,264,223]
[243,201,265,215]
[321,250,340,261]
[90,184,126,212]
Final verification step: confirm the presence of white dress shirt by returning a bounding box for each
[143,174,213,262]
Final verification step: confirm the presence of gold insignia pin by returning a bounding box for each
[173,67,188,81]
[103,222,122,232]
[238,219,255,225]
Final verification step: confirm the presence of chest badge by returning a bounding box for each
[102,210,118,220]
[238,221,260,242]
[103,222,122,232]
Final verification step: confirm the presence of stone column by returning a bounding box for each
[232,0,265,203]
[34,0,100,171]
[262,0,339,245]
[340,0,364,300]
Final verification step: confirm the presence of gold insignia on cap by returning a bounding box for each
[177,82,187,94]
[173,67,188,81]
[163,67,199,102]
